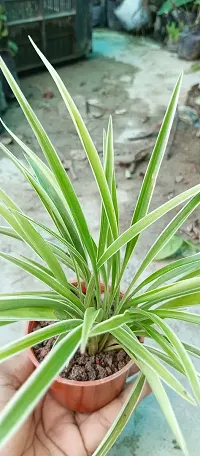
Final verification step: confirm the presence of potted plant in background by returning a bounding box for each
[166,21,184,52]
[0,39,200,455]
[157,0,200,59]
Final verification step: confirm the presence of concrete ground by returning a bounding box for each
[0,30,200,455]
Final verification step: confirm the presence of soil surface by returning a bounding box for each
[33,321,130,381]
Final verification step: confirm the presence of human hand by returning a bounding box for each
[0,353,151,456]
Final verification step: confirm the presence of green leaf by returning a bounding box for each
[90,312,135,337]
[0,145,73,251]
[153,309,200,326]
[0,325,82,449]
[47,243,75,273]
[12,209,68,286]
[81,307,100,353]
[53,331,68,346]
[146,345,200,381]
[0,188,20,211]
[146,344,200,379]
[154,235,184,261]
[0,252,84,316]
[0,294,67,311]
[158,291,200,310]
[0,141,86,271]
[97,122,120,292]
[121,195,200,305]
[90,310,150,343]
[0,54,98,282]
[0,120,86,262]
[16,213,90,278]
[149,340,200,366]
[181,240,200,258]
[0,291,61,298]
[0,203,29,245]
[84,276,95,309]
[93,373,146,456]
[141,324,183,369]
[97,183,200,270]
[0,319,82,363]
[182,342,200,359]
[0,226,22,240]
[98,121,115,260]
[158,0,192,15]
[178,267,200,282]
[24,152,86,260]
[145,346,183,372]
[133,253,200,295]
[144,312,200,403]
[138,361,188,456]
[112,326,195,404]
[112,161,119,227]
[127,276,200,309]
[149,263,200,292]
[101,119,120,294]
[0,201,68,287]
[0,307,59,321]
[47,242,86,283]
[122,74,182,272]
[29,37,118,242]
[20,255,55,277]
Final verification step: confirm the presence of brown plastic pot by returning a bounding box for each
[27,282,139,413]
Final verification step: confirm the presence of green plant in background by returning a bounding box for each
[0,5,18,56]
[158,0,198,15]
[190,62,200,71]
[155,234,200,260]
[166,21,184,40]
[0,39,200,455]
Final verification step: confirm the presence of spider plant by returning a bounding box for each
[0,39,200,455]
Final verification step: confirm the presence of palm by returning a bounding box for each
[0,354,150,456]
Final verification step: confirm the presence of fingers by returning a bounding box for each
[79,374,151,456]
[0,353,34,456]
[0,351,34,386]
[127,363,140,377]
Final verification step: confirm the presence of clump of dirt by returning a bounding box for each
[33,321,130,381]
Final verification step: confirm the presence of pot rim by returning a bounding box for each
[26,320,134,388]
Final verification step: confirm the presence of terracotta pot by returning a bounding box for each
[27,282,139,413]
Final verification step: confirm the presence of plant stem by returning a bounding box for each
[98,333,110,352]
[88,336,99,355]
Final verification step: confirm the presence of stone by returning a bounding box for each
[178,105,198,125]
[125,169,132,179]
[178,31,200,61]
[70,149,86,161]
[119,75,132,83]
[1,135,13,145]
[175,174,184,183]
[115,108,127,115]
